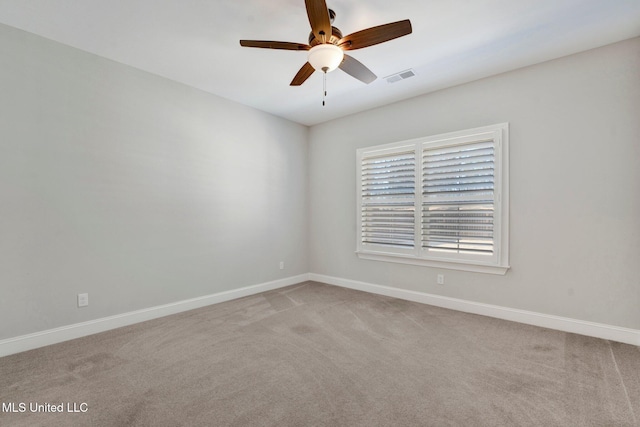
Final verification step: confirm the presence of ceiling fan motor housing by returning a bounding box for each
[308,26,343,46]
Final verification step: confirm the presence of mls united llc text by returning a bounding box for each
[2,402,88,413]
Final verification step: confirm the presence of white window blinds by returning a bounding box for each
[356,123,509,274]
[422,140,495,255]
[360,149,416,248]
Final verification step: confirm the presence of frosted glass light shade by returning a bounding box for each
[308,44,344,73]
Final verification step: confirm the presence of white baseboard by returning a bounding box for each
[2,272,637,358]
[0,274,310,358]
[309,273,640,347]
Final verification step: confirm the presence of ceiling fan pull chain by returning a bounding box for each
[322,71,327,106]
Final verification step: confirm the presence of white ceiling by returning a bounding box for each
[1,0,639,126]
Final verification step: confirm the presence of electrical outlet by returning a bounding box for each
[77,293,89,307]
[437,274,445,285]
[279,261,284,270]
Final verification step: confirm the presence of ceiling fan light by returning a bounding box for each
[308,44,344,73]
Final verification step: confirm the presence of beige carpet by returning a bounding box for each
[1,281,639,426]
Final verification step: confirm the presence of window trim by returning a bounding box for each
[356,123,509,275]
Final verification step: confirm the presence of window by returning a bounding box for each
[356,123,509,274]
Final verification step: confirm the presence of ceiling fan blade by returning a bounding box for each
[338,19,412,51]
[339,54,377,84]
[305,0,332,43]
[240,40,310,50]
[290,62,315,86]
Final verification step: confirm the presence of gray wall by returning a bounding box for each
[0,24,309,340]
[309,37,640,330]
[2,20,638,342]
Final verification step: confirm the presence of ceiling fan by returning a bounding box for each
[239,0,412,87]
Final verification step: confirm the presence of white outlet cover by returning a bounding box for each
[77,293,89,307]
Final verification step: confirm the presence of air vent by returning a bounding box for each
[385,69,415,84]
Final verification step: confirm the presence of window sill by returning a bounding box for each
[356,251,510,275]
